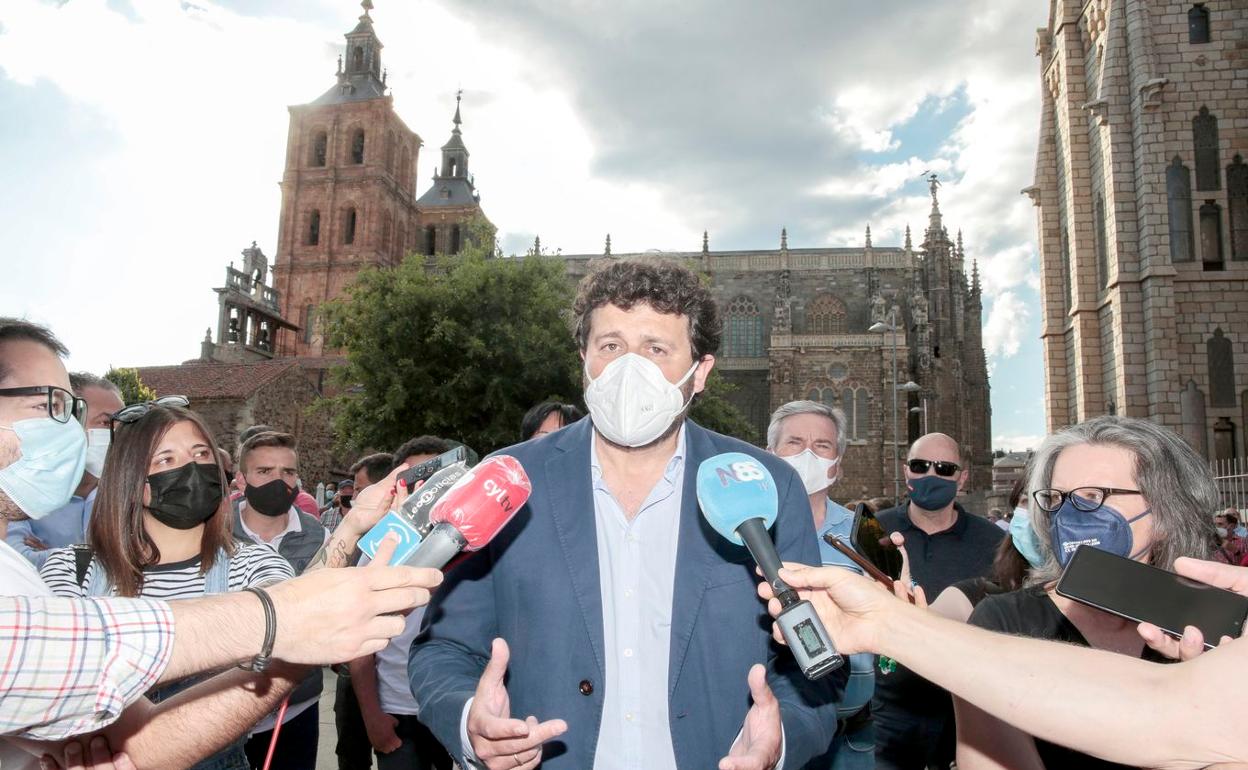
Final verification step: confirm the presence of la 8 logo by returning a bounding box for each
[715,459,766,486]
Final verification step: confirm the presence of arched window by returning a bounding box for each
[352,46,364,71]
[425,226,437,256]
[342,207,357,245]
[854,389,870,440]
[723,296,763,357]
[450,225,462,255]
[1166,156,1195,263]
[309,131,327,167]
[350,129,365,165]
[1200,201,1224,269]
[1228,154,1247,261]
[306,210,321,246]
[302,304,315,344]
[806,294,848,334]
[385,131,396,174]
[1193,107,1220,191]
[1189,4,1210,44]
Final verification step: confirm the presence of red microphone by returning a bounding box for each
[400,455,531,569]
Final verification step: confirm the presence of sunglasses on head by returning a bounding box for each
[907,458,961,477]
[108,395,191,438]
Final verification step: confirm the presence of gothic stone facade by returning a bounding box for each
[563,199,993,500]
[1029,0,1247,461]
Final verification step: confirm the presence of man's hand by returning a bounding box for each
[337,463,413,539]
[40,737,135,770]
[466,638,567,769]
[718,664,782,770]
[1137,557,1245,660]
[363,710,402,755]
[24,534,48,551]
[759,562,903,655]
[267,535,442,663]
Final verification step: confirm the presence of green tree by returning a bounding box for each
[104,367,156,405]
[321,222,582,455]
[690,371,759,445]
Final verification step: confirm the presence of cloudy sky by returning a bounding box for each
[0,0,1050,451]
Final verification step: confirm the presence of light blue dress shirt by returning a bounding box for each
[587,427,686,770]
[5,489,95,568]
[816,499,875,717]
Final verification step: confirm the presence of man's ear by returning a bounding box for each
[692,355,716,395]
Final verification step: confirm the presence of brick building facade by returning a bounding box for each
[1028,0,1247,461]
[562,179,993,500]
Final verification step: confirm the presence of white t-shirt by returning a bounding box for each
[358,554,424,715]
[0,538,54,770]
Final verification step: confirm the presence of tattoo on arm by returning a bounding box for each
[306,535,354,571]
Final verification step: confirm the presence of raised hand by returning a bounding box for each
[466,638,567,769]
[718,664,782,770]
[759,561,902,655]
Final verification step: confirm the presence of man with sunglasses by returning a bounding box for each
[871,432,1003,770]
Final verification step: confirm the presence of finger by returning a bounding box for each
[771,621,785,646]
[746,663,776,709]
[88,737,112,768]
[476,714,530,742]
[912,584,928,608]
[1220,635,1233,647]
[360,614,408,644]
[485,718,567,755]
[367,564,444,592]
[1137,622,1183,659]
[776,565,847,591]
[1178,625,1207,660]
[479,638,511,693]
[64,741,82,770]
[370,532,401,566]
[40,755,63,770]
[1172,557,1248,595]
[891,580,909,602]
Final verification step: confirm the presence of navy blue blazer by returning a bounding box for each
[408,418,843,769]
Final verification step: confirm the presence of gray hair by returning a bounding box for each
[69,371,122,399]
[1025,415,1217,587]
[766,400,849,459]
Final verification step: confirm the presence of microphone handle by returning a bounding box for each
[402,522,468,569]
[736,518,797,604]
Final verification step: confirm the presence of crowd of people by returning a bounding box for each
[1,255,1246,770]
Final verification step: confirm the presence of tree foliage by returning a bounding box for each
[104,367,156,406]
[691,372,760,446]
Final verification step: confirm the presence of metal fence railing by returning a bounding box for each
[1213,457,1248,511]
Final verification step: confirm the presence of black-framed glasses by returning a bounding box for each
[1032,487,1143,513]
[0,386,87,425]
[109,396,191,438]
[907,458,961,477]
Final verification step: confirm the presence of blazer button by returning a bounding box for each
[579,679,594,696]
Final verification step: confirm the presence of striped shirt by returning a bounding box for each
[39,543,295,600]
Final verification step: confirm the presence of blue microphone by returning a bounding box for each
[697,452,843,679]
[359,461,470,564]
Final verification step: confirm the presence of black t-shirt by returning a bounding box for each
[873,503,1005,715]
[968,588,1172,770]
[950,576,1012,608]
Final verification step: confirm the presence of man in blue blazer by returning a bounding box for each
[409,260,843,770]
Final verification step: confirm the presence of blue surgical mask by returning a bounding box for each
[0,417,88,518]
[1008,507,1045,568]
[908,475,959,511]
[1050,495,1151,567]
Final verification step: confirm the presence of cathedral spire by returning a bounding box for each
[956,229,964,259]
[702,230,709,255]
[971,259,981,295]
[317,0,386,103]
[780,228,788,250]
[927,172,943,234]
[452,89,463,133]
[865,225,872,248]
[904,224,913,251]
[604,234,612,257]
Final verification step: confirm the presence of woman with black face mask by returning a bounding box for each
[39,402,294,770]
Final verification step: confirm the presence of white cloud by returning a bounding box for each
[983,291,1030,359]
[993,433,1046,452]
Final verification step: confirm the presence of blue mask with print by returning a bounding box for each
[907,475,959,511]
[1050,495,1151,567]
[1008,507,1045,568]
[0,417,87,518]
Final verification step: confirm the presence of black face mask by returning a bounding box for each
[147,463,223,530]
[245,478,298,517]
[339,494,353,509]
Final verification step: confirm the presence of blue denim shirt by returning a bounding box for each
[817,499,875,717]
[4,490,95,568]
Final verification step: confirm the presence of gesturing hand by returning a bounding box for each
[466,638,567,770]
[719,664,782,770]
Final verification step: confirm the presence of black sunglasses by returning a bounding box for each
[108,395,191,438]
[907,458,961,477]
[0,386,87,425]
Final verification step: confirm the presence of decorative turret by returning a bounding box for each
[417,91,483,208]
[865,225,872,248]
[317,0,388,104]
[780,227,788,250]
[904,224,912,252]
[604,234,612,257]
[702,230,710,255]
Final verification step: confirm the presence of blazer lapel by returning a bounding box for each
[546,420,606,679]
[667,422,726,697]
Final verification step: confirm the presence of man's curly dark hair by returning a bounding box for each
[572,260,721,359]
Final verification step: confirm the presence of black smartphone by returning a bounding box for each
[850,503,902,581]
[1055,545,1248,648]
[397,445,467,489]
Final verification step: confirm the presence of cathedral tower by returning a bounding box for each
[415,92,489,256]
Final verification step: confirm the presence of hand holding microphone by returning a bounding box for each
[696,452,844,680]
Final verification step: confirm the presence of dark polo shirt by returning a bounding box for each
[876,500,1004,596]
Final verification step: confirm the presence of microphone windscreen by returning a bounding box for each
[427,455,531,550]
[400,462,470,530]
[696,452,779,546]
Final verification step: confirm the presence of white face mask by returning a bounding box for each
[781,448,840,495]
[84,428,110,478]
[584,353,698,448]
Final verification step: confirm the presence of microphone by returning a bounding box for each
[696,452,843,680]
[402,455,532,569]
[359,462,470,564]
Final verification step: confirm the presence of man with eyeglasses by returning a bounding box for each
[5,374,124,568]
[871,432,1003,770]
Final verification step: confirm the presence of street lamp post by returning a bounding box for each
[870,310,902,501]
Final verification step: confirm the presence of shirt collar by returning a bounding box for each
[240,505,302,543]
[820,499,854,532]
[590,423,687,488]
[903,500,968,535]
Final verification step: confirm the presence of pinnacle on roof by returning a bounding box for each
[604,234,612,257]
[971,259,981,294]
[865,225,872,248]
[904,224,913,251]
[702,230,709,255]
[780,228,788,250]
